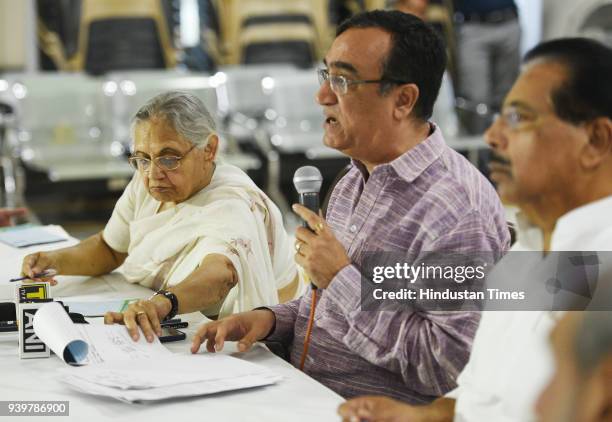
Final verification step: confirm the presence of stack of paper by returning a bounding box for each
[58,354,282,403]
[33,302,282,402]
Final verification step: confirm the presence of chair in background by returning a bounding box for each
[217,0,330,67]
[36,0,81,71]
[1,73,131,182]
[0,73,133,223]
[38,0,176,75]
[0,101,26,211]
[216,64,297,119]
[364,0,387,10]
[239,22,318,68]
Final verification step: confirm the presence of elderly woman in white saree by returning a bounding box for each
[21,91,301,342]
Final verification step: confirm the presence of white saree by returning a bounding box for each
[103,163,300,318]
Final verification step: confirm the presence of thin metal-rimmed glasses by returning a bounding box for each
[316,68,408,95]
[128,144,197,172]
[493,106,544,131]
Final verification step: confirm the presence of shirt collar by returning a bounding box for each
[513,211,545,251]
[551,194,612,250]
[512,194,612,251]
[351,123,446,183]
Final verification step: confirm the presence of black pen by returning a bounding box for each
[161,321,189,329]
[10,269,57,282]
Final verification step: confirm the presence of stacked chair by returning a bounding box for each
[38,0,176,74]
[215,0,330,67]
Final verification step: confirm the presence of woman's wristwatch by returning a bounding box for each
[155,290,179,321]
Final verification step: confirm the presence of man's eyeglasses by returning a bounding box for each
[128,144,197,172]
[317,68,408,96]
[494,107,543,131]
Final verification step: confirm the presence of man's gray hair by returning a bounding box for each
[131,91,216,148]
[575,311,612,374]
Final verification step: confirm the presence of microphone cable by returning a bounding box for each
[299,288,318,371]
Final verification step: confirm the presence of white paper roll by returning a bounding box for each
[33,302,88,365]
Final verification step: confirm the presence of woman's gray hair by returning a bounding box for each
[131,91,216,149]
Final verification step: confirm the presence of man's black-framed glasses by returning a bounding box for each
[317,68,408,95]
[128,144,197,172]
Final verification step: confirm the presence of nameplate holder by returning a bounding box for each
[16,282,52,303]
[18,302,50,359]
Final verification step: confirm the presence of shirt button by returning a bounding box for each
[350,225,357,233]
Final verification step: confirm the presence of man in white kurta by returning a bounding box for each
[452,197,612,422]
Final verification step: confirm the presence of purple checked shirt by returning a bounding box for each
[266,126,510,403]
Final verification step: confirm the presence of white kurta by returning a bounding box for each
[451,195,612,422]
[103,163,299,318]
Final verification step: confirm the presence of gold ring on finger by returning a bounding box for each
[315,222,324,234]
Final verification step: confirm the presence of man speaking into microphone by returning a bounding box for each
[192,10,509,403]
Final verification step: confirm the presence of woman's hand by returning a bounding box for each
[104,296,172,342]
[21,251,61,286]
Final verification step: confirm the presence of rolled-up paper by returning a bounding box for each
[33,302,88,365]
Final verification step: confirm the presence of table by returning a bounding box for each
[0,231,345,421]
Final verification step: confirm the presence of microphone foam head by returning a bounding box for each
[293,166,323,194]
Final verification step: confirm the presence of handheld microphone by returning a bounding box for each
[293,166,323,228]
[293,166,323,291]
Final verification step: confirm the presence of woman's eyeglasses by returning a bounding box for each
[128,144,197,172]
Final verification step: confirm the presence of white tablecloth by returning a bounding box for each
[0,232,344,421]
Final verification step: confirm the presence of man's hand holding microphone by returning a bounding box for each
[192,166,351,354]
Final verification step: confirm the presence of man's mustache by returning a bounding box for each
[489,152,511,166]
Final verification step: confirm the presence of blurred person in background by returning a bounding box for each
[21,91,300,343]
[453,0,521,134]
[182,0,219,72]
[537,312,612,422]
[0,208,27,227]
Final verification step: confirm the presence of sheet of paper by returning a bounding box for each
[33,302,170,365]
[76,324,171,365]
[0,225,68,248]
